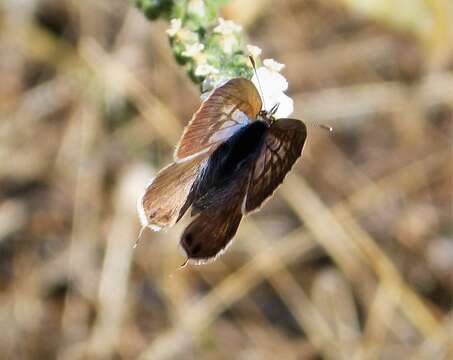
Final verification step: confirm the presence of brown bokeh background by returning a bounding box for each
[1,0,453,359]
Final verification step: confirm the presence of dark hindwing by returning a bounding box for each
[178,121,269,263]
[179,173,249,264]
[244,118,307,213]
[174,78,262,161]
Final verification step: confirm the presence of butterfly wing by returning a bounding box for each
[138,155,208,231]
[179,172,249,264]
[174,78,262,162]
[244,118,307,213]
[139,78,261,233]
[178,118,306,263]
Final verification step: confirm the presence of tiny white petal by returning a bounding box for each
[201,77,229,99]
[273,92,294,118]
[178,29,199,43]
[201,77,216,95]
[195,63,219,77]
[200,91,210,101]
[166,18,182,37]
[251,65,293,118]
[246,44,262,58]
[221,35,238,54]
[214,17,242,35]
[182,42,204,57]
[263,58,285,72]
[187,0,206,17]
[254,67,288,92]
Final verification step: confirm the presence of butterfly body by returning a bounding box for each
[210,119,269,176]
[139,78,307,264]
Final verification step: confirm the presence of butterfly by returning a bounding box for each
[138,77,307,265]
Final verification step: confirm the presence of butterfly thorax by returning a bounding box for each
[257,110,276,126]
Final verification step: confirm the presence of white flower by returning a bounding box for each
[166,19,198,43]
[166,18,182,37]
[187,0,206,17]
[246,44,262,58]
[213,18,242,54]
[214,17,242,35]
[252,65,293,118]
[178,29,199,43]
[263,58,285,72]
[182,42,204,57]
[201,77,229,99]
[195,63,219,77]
[221,35,238,54]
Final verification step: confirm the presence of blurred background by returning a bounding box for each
[1,0,453,359]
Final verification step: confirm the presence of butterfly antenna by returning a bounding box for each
[249,56,267,110]
[270,103,280,116]
[320,124,333,132]
[133,225,146,249]
[305,122,333,133]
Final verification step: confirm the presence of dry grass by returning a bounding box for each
[0,0,452,359]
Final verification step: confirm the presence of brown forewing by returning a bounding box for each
[244,118,307,213]
[138,154,208,230]
[174,78,262,161]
